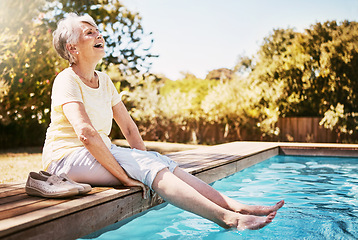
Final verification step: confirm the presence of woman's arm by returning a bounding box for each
[62,101,148,197]
[112,101,146,151]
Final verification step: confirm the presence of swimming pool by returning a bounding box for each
[81,155,358,239]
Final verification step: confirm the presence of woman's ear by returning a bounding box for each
[67,44,78,55]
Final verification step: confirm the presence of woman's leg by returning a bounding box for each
[173,167,284,216]
[152,168,277,230]
[48,147,122,186]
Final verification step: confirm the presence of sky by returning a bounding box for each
[120,0,358,80]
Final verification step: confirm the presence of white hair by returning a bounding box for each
[52,13,98,64]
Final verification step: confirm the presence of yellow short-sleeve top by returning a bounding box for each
[42,68,121,170]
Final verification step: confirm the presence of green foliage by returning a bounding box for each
[129,71,280,143]
[251,21,358,137]
[127,74,218,143]
[129,20,358,143]
[201,75,281,140]
[160,74,218,114]
[249,28,299,116]
[320,103,358,136]
[0,0,68,148]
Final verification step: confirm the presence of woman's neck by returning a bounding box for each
[71,62,99,88]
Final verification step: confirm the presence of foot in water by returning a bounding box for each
[238,200,285,216]
[237,211,277,231]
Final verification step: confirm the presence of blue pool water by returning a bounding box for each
[82,155,358,239]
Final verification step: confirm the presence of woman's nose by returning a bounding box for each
[97,33,103,39]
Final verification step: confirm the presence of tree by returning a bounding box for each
[0,0,68,147]
[201,74,281,141]
[250,21,358,138]
[249,28,299,116]
[158,75,218,143]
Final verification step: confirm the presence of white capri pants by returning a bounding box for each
[48,144,178,189]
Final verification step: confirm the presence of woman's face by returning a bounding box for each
[74,22,105,62]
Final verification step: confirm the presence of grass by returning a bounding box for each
[0,141,205,184]
[0,152,42,184]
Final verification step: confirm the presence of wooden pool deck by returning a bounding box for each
[1,142,357,240]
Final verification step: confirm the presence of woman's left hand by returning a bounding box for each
[122,177,149,199]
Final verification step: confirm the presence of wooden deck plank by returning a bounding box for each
[0,193,40,209]
[0,198,59,221]
[0,188,25,199]
[0,188,139,238]
[2,189,164,240]
[0,184,25,194]
[0,183,25,189]
[0,187,114,222]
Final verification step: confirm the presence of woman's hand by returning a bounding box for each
[122,177,149,199]
[62,102,149,198]
[112,102,147,151]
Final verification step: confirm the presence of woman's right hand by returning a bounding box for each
[123,177,149,199]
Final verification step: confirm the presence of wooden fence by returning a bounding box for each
[277,117,338,143]
[130,117,355,144]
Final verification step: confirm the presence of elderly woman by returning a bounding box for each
[41,13,283,230]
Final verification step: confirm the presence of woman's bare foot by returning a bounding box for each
[236,211,277,230]
[223,211,277,231]
[238,200,284,216]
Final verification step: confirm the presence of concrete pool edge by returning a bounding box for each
[278,142,358,157]
[172,141,358,184]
